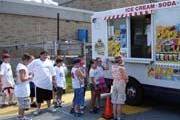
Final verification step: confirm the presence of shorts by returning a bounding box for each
[89,84,99,91]
[105,78,113,92]
[89,84,100,95]
[36,87,52,103]
[17,97,30,110]
[30,82,35,97]
[111,81,126,104]
[73,88,84,106]
[56,87,64,97]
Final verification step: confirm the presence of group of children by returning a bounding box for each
[70,57,110,116]
[0,51,68,120]
[70,55,128,120]
[0,51,128,120]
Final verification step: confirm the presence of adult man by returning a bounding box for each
[0,53,15,107]
[28,51,56,115]
[145,15,152,58]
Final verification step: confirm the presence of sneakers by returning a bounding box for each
[89,108,98,114]
[47,107,57,113]
[112,117,122,120]
[33,109,40,116]
[74,112,82,117]
[70,108,75,114]
[8,101,17,106]
[112,118,117,120]
[117,117,121,120]
[17,116,32,120]
[30,102,37,108]
[80,110,84,115]
[0,103,8,108]
[54,101,62,108]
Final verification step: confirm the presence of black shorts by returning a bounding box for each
[36,87,52,103]
[56,87,64,97]
[30,82,35,97]
[105,78,113,92]
[89,84,99,91]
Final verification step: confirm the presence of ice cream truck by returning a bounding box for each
[91,0,180,105]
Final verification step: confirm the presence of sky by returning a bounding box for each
[22,0,58,5]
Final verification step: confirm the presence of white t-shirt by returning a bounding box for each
[145,24,151,46]
[79,66,86,87]
[0,62,15,89]
[27,63,34,83]
[14,63,30,97]
[89,68,99,85]
[71,67,81,89]
[55,66,66,89]
[97,66,104,78]
[28,59,56,90]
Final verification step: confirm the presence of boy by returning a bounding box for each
[71,58,85,117]
[28,51,56,115]
[0,53,15,107]
[14,53,33,120]
[54,58,66,108]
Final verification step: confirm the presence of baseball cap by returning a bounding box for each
[2,53,10,59]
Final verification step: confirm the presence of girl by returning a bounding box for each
[111,56,128,120]
[89,60,100,113]
[15,53,33,120]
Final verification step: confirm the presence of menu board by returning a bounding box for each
[155,7,180,63]
[148,64,180,81]
[107,19,127,57]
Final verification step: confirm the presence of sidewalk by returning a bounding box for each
[0,91,151,119]
[0,91,88,117]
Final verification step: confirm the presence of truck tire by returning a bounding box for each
[126,77,143,106]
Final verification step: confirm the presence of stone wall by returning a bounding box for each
[0,13,91,57]
[0,14,91,43]
[0,0,93,56]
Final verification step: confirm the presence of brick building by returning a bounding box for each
[0,0,93,57]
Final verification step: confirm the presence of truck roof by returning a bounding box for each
[92,0,179,20]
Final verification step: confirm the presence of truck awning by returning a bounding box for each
[104,10,152,20]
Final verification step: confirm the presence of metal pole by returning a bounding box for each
[57,13,60,55]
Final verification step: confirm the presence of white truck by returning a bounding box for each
[91,0,180,105]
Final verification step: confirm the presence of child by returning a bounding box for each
[111,56,128,120]
[78,59,86,114]
[71,58,85,117]
[89,59,100,113]
[54,58,66,108]
[14,53,33,120]
[0,53,15,107]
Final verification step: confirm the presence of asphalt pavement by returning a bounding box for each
[1,99,180,120]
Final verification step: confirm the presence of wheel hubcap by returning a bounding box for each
[127,87,136,98]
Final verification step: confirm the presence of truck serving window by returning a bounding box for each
[130,15,152,59]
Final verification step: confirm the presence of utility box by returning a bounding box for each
[77,29,88,42]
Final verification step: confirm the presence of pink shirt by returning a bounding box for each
[111,64,128,82]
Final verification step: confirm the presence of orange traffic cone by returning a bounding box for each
[102,96,113,119]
